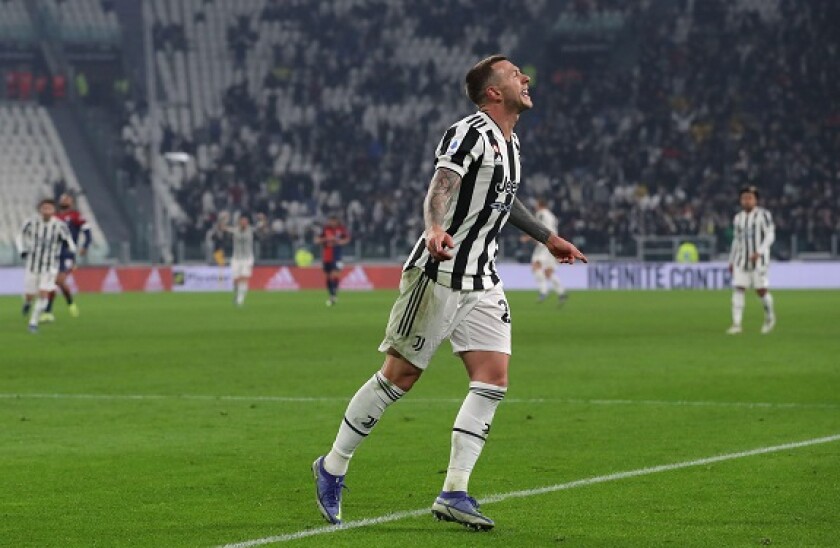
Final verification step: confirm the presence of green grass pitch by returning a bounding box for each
[1,288,839,547]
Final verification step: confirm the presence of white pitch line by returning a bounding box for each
[0,392,838,410]
[218,433,840,548]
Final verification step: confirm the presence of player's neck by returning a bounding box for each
[480,106,518,141]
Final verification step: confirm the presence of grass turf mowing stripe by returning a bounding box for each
[217,433,840,547]
[1,392,839,409]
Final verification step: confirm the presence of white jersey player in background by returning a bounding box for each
[727,185,776,334]
[523,198,568,304]
[226,215,254,307]
[16,198,76,333]
[311,54,586,531]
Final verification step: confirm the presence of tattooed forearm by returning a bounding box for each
[508,197,552,244]
[424,167,462,230]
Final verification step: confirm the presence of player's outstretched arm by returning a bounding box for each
[509,197,587,264]
[16,220,32,259]
[80,222,92,256]
[423,167,461,261]
[61,223,78,255]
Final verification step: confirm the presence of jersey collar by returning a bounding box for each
[476,110,510,142]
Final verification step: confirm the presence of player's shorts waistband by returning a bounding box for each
[419,265,500,292]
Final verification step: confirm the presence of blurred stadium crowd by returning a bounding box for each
[3,0,839,261]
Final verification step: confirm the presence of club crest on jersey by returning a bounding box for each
[448,139,460,152]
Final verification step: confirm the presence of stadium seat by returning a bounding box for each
[0,104,109,261]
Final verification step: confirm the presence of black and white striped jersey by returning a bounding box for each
[227,226,254,261]
[404,111,521,291]
[729,207,775,271]
[16,216,76,274]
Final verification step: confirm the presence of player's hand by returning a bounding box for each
[425,226,454,261]
[546,234,587,264]
[749,252,759,264]
[79,248,87,257]
[728,263,733,273]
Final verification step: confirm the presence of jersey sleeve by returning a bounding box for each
[728,214,741,263]
[16,220,32,255]
[63,222,78,254]
[78,215,93,248]
[434,122,485,178]
[757,210,775,254]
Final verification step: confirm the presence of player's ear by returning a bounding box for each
[485,85,502,103]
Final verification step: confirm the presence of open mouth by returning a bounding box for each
[521,88,530,98]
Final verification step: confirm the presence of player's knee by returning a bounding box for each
[381,350,423,391]
[489,369,508,387]
[483,373,508,387]
[460,351,509,387]
[756,288,767,297]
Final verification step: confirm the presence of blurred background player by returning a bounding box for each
[42,193,91,321]
[225,214,254,307]
[522,199,568,305]
[16,199,76,333]
[207,214,229,268]
[727,186,776,335]
[206,215,229,288]
[315,215,351,306]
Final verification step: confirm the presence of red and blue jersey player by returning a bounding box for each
[44,193,92,320]
[315,215,350,306]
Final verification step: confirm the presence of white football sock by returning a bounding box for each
[29,297,47,326]
[443,381,507,493]
[236,281,247,305]
[732,291,745,326]
[324,371,405,476]
[761,292,775,321]
[534,269,547,295]
[550,274,565,295]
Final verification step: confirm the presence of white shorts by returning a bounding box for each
[24,271,57,295]
[531,246,555,270]
[378,268,512,369]
[231,258,254,279]
[732,267,769,289]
